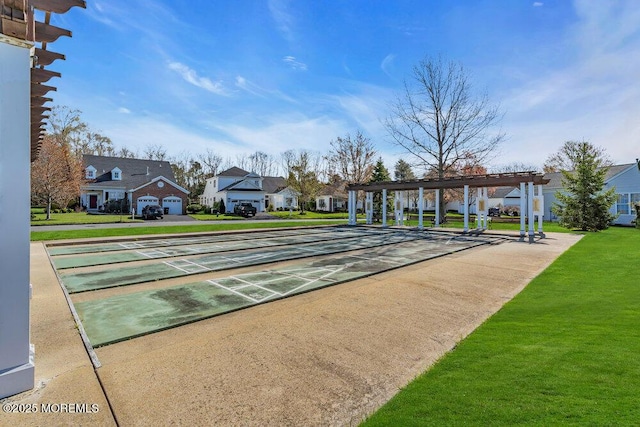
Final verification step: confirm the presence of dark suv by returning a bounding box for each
[142,205,164,220]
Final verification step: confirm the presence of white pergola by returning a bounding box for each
[347,172,550,243]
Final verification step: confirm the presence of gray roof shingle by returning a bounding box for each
[83,155,177,190]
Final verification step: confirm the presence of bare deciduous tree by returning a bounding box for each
[283,149,323,212]
[385,56,504,219]
[328,131,377,184]
[31,136,82,219]
[198,148,223,177]
[248,151,278,176]
[46,105,113,159]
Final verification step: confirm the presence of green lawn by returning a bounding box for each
[31,211,142,225]
[363,226,640,426]
[30,220,343,241]
[265,210,354,219]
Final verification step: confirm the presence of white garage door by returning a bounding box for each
[162,196,182,215]
[137,196,159,215]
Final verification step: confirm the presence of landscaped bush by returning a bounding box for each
[104,198,130,214]
[186,204,204,213]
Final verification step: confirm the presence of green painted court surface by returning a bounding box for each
[47,226,507,348]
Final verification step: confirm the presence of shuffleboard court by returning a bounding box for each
[58,229,435,293]
[51,227,378,269]
[74,235,501,347]
[47,226,349,256]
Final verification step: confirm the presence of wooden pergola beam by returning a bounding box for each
[347,172,550,192]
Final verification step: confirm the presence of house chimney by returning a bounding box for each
[146,166,149,176]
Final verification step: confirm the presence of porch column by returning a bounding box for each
[537,185,545,236]
[528,182,535,243]
[418,187,424,230]
[365,191,373,225]
[463,185,469,232]
[382,189,387,227]
[520,182,526,239]
[0,39,34,398]
[435,189,440,227]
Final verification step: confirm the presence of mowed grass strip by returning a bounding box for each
[30,220,342,241]
[363,227,640,426]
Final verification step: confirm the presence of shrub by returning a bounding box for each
[217,200,226,214]
[186,204,203,213]
[203,206,212,214]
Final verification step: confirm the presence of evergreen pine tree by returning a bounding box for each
[369,157,393,219]
[551,141,616,231]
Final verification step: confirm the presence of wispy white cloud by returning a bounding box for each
[283,56,308,71]
[117,107,131,114]
[381,54,396,79]
[494,0,640,167]
[214,113,348,155]
[532,2,543,6]
[235,76,298,103]
[167,62,228,95]
[268,0,295,42]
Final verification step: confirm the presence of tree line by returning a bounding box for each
[31,56,616,229]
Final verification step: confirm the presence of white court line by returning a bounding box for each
[162,260,191,274]
[278,265,349,296]
[137,249,170,258]
[207,280,260,303]
[119,242,145,249]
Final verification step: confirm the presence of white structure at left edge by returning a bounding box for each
[0,34,35,400]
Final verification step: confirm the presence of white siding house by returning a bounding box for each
[543,163,640,226]
[199,167,298,213]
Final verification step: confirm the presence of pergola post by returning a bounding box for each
[537,185,545,236]
[463,185,469,233]
[382,189,387,227]
[0,39,35,398]
[520,182,526,239]
[483,187,489,229]
[418,187,424,230]
[395,191,404,226]
[348,190,356,225]
[365,191,373,225]
[528,182,535,243]
[435,189,440,227]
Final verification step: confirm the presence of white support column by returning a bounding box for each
[365,192,373,225]
[394,191,403,226]
[463,185,469,233]
[483,187,489,229]
[520,182,526,239]
[418,187,424,230]
[347,190,354,225]
[537,185,544,236]
[528,182,535,243]
[382,189,387,227]
[435,189,440,227]
[0,39,35,398]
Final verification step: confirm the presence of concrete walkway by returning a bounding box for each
[2,230,582,426]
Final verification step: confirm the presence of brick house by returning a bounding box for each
[81,155,189,215]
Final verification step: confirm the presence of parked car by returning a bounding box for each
[488,207,501,217]
[233,203,257,217]
[142,205,164,220]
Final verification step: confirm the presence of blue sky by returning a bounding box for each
[47,0,640,173]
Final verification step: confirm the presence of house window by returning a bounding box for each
[113,172,120,179]
[87,170,94,178]
[631,193,640,214]
[318,199,326,208]
[616,194,630,215]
